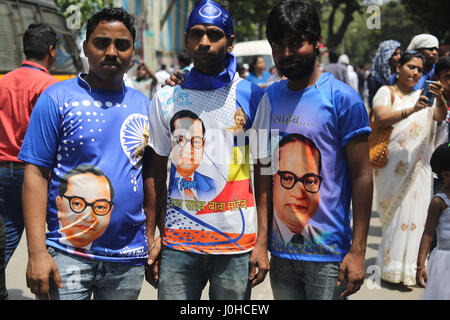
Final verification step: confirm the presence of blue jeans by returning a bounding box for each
[270,255,346,300]
[0,214,7,300]
[47,247,144,300]
[158,246,251,300]
[0,166,25,265]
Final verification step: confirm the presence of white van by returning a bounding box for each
[233,40,274,72]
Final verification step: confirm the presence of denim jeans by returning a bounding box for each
[158,246,251,300]
[0,166,25,265]
[270,255,347,300]
[0,214,7,300]
[47,247,144,300]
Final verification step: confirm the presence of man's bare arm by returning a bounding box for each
[22,164,62,299]
[143,147,168,288]
[338,134,373,297]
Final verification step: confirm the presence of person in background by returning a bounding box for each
[267,65,286,85]
[416,143,450,299]
[154,64,171,92]
[323,50,349,84]
[339,54,358,92]
[372,51,447,286]
[177,52,192,71]
[0,23,58,267]
[396,34,439,90]
[237,63,247,79]
[132,61,157,99]
[0,215,6,300]
[368,40,401,109]
[245,55,271,88]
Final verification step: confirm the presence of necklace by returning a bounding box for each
[393,83,412,98]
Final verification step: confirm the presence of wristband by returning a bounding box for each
[402,109,407,119]
[415,266,425,270]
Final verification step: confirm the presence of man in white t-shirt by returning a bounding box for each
[154,64,171,92]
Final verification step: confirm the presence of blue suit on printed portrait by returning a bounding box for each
[168,164,217,201]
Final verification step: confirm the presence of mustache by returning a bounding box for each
[278,57,304,65]
[194,49,213,55]
[101,59,120,67]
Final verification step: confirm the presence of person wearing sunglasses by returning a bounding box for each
[168,110,215,201]
[56,165,114,249]
[273,134,327,245]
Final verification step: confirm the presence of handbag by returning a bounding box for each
[368,86,395,168]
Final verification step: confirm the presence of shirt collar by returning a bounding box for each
[21,60,50,74]
[77,73,126,96]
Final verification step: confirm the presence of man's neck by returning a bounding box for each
[195,65,226,76]
[84,72,123,91]
[287,64,322,91]
[26,58,49,70]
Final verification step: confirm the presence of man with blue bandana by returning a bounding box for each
[145,0,272,300]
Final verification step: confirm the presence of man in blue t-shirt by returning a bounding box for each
[265,1,373,300]
[18,8,150,300]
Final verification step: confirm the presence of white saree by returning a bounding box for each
[373,86,437,285]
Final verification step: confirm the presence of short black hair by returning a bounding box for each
[59,164,114,200]
[86,7,136,42]
[177,52,192,69]
[399,51,425,67]
[435,56,450,77]
[23,23,57,60]
[266,0,321,55]
[277,133,322,173]
[328,50,339,63]
[170,110,205,136]
[430,143,450,179]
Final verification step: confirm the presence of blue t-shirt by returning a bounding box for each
[245,71,271,86]
[18,74,150,265]
[266,72,371,262]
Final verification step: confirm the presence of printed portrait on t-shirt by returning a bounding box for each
[55,164,114,249]
[272,133,328,245]
[169,110,216,201]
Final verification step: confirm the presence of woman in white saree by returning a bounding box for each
[372,51,448,285]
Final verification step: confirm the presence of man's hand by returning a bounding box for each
[248,242,269,288]
[145,237,162,288]
[336,250,365,297]
[163,69,187,87]
[26,251,62,300]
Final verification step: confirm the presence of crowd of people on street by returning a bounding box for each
[1,0,450,301]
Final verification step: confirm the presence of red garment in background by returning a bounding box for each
[0,61,58,163]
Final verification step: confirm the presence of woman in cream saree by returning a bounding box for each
[372,51,448,285]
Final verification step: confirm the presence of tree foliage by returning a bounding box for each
[402,0,450,43]
[55,0,114,31]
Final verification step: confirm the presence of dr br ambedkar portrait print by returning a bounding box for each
[169,110,216,201]
[273,133,327,244]
[56,164,114,248]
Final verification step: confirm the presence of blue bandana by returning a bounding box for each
[181,52,237,90]
[186,0,233,37]
[371,40,401,84]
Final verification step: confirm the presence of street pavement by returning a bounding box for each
[5,208,423,300]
